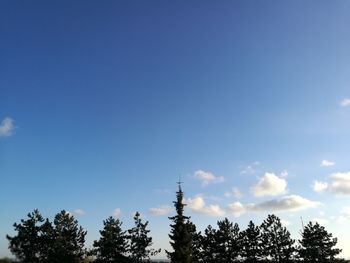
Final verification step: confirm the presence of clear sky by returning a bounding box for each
[1,0,350,259]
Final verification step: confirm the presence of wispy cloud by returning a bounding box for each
[340,98,350,107]
[0,117,14,137]
[321,160,335,167]
[73,209,86,216]
[251,173,287,197]
[240,161,260,175]
[149,205,173,216]
[113,208,122,218]
[193,170,224,186]
[224,187,243,199]
[313,181,328,193]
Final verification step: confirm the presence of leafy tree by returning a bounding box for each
[215,218,241,263]
[201,225,217,263]
[92,216,129,263]
[49,210,87,263]
[167,183,193,263]
[260,214,295,262]
[6,209,45,263]
[128,212,160,263]
[240,220,262,263]
[298,221,341,262]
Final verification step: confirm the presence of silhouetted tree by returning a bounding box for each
[128,212,160,263]
[187,221,201,263]
[201,225,217,263]
[215,218,241,263]
[260,214,295,262]
[92,216,129,263]
[240,220,262,263]
[298,221,341,262]
[7,209,45,263]
[49,210,86,263]
[167,183,193,263]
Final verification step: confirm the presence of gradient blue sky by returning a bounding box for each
[1,0,350,259]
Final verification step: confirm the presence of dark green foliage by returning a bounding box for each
[298,221,341,262]
[128,212,160,263]
[49,210,87,263]
[260,214,295,262]
[186,221,201,263]
[6,209,45,263]
[215,218,241,263]
[240,220,262,263]
[0,258,16,263]
[92,216,129,263]
[201,225,217,263]
[167,184,193,263]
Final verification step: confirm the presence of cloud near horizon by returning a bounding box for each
[193,170,224,186]
[251,173,287,197]
[149,205,173,216]
[313,172,350,195]
[113,208,122,218]
[0,117,14,137]
[227,195,320,217]
[186,196,225,217]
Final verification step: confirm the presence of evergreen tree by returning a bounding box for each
[214,218,241,263]
[240,220,262,263]
[260,214,295,262]
[7,209,45,263]
[92,216,129,263]
[298,221,341,262]
[187,221,202,263]
[50,210,87,263]
[128,212,160,263]
[201,225,217,263]
[167,183,193,263]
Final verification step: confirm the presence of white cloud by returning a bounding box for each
[113,208,122,218]
[226,201,246,217]
[313,181,328,193]
[186,196,225,217]
[224,187,243,199]
[313,172,350,195]
[251,173,287,197]
[0,117,14,137]
[321,160,335,167]
[312,218,329,225]
[149,205,173,216]
[193,170,224,186]
[340,98,350,107]
[280,170,289,178]
[73,209,86,216]
[248,195,320,212]
[226,195,320,217]
[328,172,350,195]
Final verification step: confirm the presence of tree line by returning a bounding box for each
[5,185,346,262]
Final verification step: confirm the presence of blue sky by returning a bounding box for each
[1,0,350,259]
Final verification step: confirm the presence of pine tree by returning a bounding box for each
[92,216,129,263]
[128,212,160,263]
[215,218,241,263]
[50,210,87,263]
[167,183,193,263]
[201,225,217,263]
[187,221,202,263]
[260,214,295,262]
[240,220,262,263]
[298,221,341,262]
[6,209,45,263]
